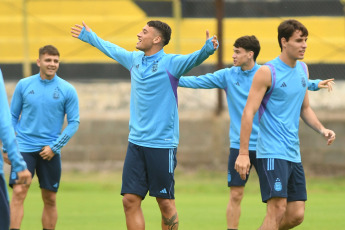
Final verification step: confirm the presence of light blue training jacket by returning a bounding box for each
[78,27,216,148]
[10,74,79,154]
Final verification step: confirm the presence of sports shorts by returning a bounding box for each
[121,142,177,199]
[0,173,10,230]
[9,151,61,192]
[257,158,307,203]
[228,148,257,187]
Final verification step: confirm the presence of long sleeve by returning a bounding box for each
[178,69,226,89]
[10,81,23,132]
[308,79,321,91]
[0,69,27,173]
[78,27,135,71]
[168,37,217,78]
[50,86,79,154]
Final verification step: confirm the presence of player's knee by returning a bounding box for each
[122,194,141,211]
[230,187,244,203]
[156,198,175,214]
[12,185,29,202]
[42,190,57,207]
[289,209,305,227]
[42,195,56,207]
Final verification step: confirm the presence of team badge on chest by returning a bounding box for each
[301,76,306,88]
[152,63,158,73]
[53,88,60,99]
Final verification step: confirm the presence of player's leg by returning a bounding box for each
[41,189,57,229]
[122,194,145,230]
[37,152,61,229]
[260,197,287,230]
[10,184,30,229]
[121,142,149,230]
[279,201,305,230]
[256,158,292,230]
[0,174,10,230]
[9,152,36,229]
[227,186,244,229]
[156,198,178,230]
[145,147,178,230]
[279,162,307,229]
[226,148,256,229]
[226,148,247,229]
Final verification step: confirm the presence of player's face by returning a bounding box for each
[37,54,59,80]
[136,25,160,52]
[232,47,253,67]
[284,30,307,60]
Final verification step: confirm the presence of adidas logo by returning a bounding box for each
[28,90,35,94]
[53,183,59,188]
[235,82,240,86]
[160,188,167,194]
[280,82,287,87]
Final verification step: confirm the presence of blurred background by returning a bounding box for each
[1,0,345,175]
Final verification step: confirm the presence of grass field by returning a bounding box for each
[6,170,345,229]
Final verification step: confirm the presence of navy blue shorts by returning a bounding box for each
[257,158,307,203]
[9,151,61,192]
[0,174,10,230]
[121,142,177,199]
[228,148,257,187]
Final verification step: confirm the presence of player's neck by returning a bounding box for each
[144,46,163,57]
[241,60,255,71]
[279,53,297,68]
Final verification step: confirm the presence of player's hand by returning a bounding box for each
[321,129,336,145]
[15,169,32,185]
[318,78,335,92]
[39,146,55,161]
[206,30,219,50]
[234,152,250,180]
[71,21,90,38]
[2,152,11,165]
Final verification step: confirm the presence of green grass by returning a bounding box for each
[6,170,345,229]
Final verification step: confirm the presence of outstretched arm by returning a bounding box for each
[179,69,226,89]
[71,21,134,70]
[235,66,271,180]
[308,78,334,92]
[317,78,334,92]
[169,30,218,78]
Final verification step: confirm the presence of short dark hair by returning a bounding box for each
[233,35,261,61]
[39,45,60,57]
[147,20,172,46]
[278,19,308,51]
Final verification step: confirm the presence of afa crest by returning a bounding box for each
[152,63,158,72]
[301,76,306,88]
[274,178,282,192]
[53,88,60,99]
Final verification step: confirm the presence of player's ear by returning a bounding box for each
[281,37,287,49]
[248,51,254,59]
[153,36,162,45]
[36,58,41,67]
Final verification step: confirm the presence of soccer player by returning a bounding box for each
[178,35,334,230]
[0,68,32,230]
[71,21,218,230]
[5,45,80,230]
[235,19,336,230]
